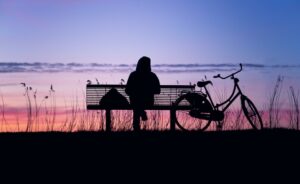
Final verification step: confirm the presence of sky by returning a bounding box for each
[0,0,300,131]
[1,0,300,65]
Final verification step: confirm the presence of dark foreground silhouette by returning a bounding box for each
[126,56,160,130]
[1,129,299,182]
[87,63,263,133]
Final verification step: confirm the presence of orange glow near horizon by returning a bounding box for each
[0,108,295,132]
[0,66,299,132]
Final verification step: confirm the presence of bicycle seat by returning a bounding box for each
[197,81,212,88]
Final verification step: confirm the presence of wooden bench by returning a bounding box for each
[86,84,196,131]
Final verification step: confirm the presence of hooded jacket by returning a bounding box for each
[125,57,160,107]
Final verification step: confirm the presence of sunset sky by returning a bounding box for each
[1,0,299,65]
[0,0,300,131]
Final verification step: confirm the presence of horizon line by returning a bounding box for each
[0,62,298,73]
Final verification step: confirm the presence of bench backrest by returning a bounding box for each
[86,84,195,109]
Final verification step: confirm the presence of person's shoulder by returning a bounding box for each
[129,71,137,76]
[150,72,159,77]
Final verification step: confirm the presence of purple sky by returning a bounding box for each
[0,0,300,65]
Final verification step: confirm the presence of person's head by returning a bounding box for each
[136,56,151,72]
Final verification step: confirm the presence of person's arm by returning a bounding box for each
[125,73,134,95]
[152,74,161,94]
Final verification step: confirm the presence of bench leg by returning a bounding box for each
[170,108,176,131]
[106,109,111,132]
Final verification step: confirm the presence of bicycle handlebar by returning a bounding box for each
[213,63,243,79]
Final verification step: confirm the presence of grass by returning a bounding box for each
[288,86,299,129]
[0,75,299,132]
[268,75,284,128]
[1,79,299,181]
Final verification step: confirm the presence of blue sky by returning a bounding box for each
[0,0,299,65]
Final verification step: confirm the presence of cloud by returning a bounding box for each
[0,62,298,73]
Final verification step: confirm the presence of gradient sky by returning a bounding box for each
[0,0,300,65]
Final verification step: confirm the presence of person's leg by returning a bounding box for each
[140,98,154,121]
[133,109,141,131]
[140,110,148,121]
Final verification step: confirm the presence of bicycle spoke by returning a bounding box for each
[174,94,212,131]
[242,96,263,130]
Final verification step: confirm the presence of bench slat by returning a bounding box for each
[87,105,192,110]
[87,84,194,88]
[86,84,196,110]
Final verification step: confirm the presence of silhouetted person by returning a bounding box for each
[125,56,160,131]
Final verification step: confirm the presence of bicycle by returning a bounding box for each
[174,64,263,131]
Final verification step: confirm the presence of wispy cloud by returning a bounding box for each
[0,62,298,73]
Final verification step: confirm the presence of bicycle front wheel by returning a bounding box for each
[174,94,212,131]
[241,96,263,130]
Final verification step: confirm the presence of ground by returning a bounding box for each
[0,129,299,181]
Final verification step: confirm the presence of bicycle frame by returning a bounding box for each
[175,64,263,131]
[203,77,244,113]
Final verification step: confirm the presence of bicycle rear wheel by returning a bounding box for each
[174,94,212,131]
[241,96,263,130]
